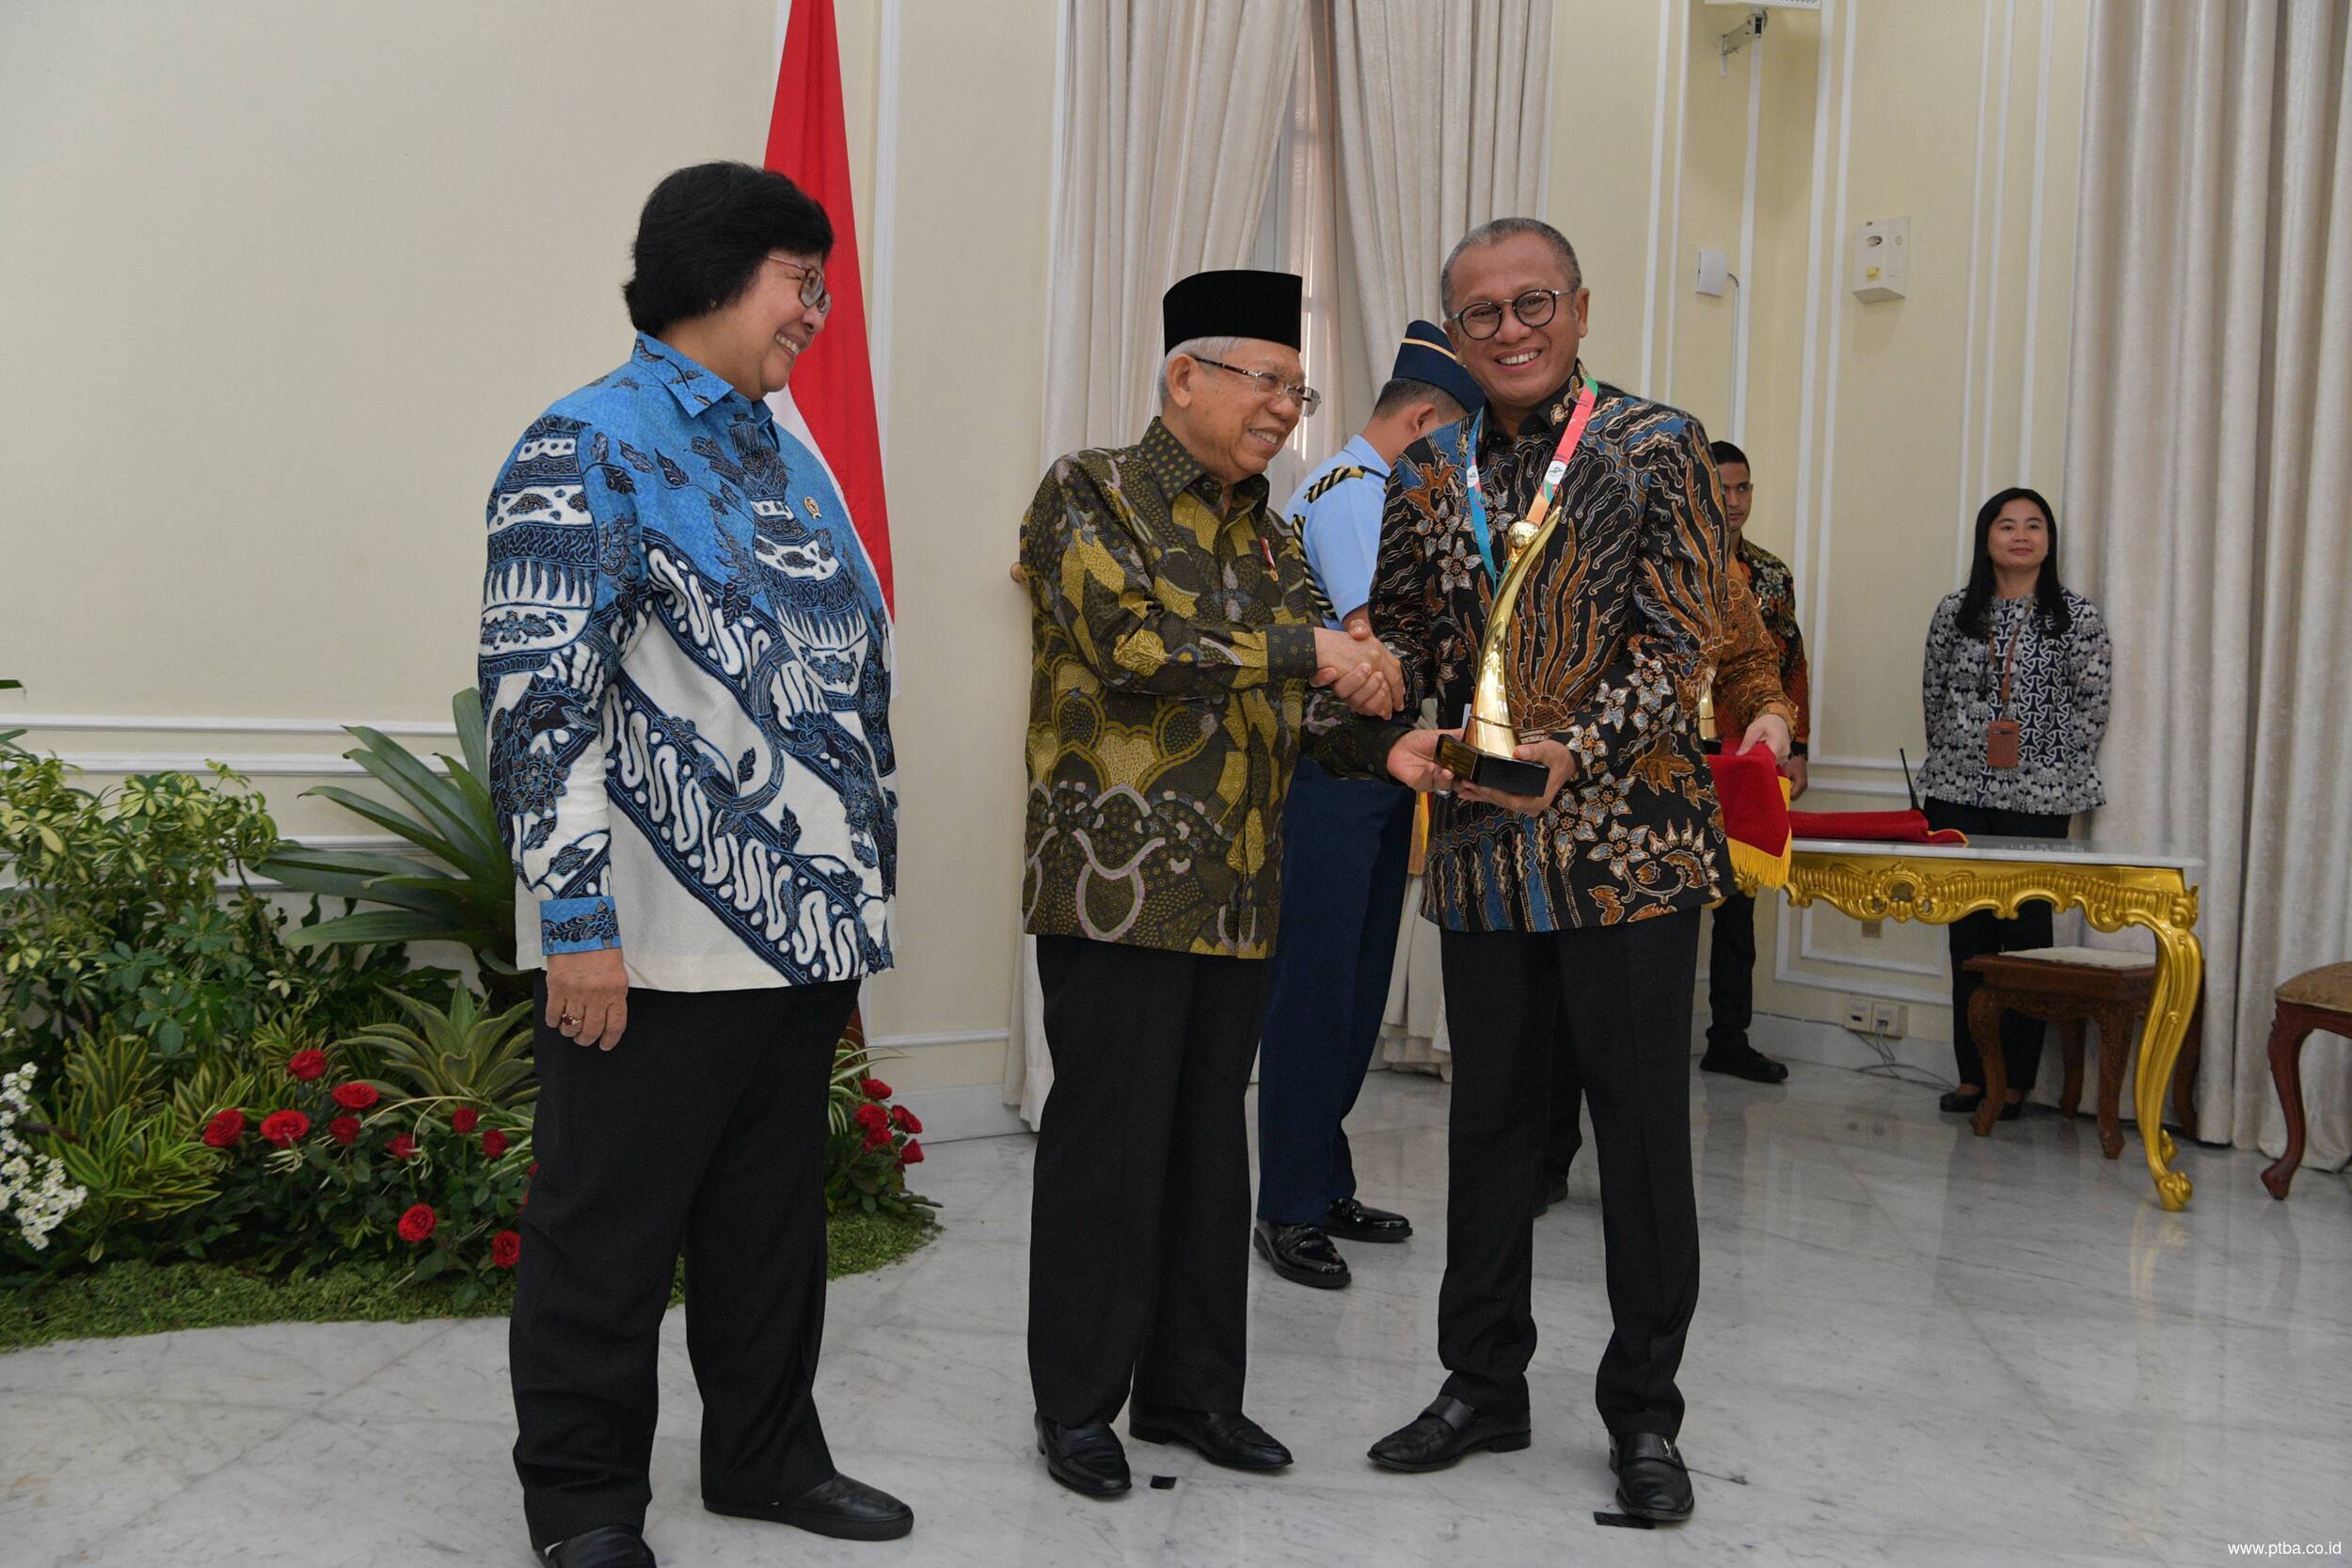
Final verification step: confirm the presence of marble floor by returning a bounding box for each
[6,1059,2349,1567]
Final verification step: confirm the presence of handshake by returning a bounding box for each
[1311,616,1407,721]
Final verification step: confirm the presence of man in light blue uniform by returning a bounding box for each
[1254,322,1484,1290]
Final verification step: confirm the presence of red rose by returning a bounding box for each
[481,1129,510,1160]
[451,1106,480,1133]
[490,1230,522,1269]
[900,1139,924,1165]
[286,1049,328,1083]
[853,1102,890,1135]
[259,1109,310,1148]
[387,1132,419,1161]
[861,1077,892,1101]
[891,1105,922,1135]
[200,1108,246,1148]
[327,1115,360,1147]
[863,1126,892,1153]
[397,1203,437,1243]
[329,1082,378,1110]
[528,1161,538,1175]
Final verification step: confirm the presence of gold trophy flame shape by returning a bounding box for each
[1434,509,1561,798]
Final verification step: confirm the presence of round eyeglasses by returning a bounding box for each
[765,255,833,314]
[1190,356,1322,417]
[1447,287,1574,341]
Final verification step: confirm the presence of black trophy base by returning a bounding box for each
[1435,734,1549,797]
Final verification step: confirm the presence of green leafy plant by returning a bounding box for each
[336,986,537,1110]
[260,689,521,1005]
[823,1018,932,1220]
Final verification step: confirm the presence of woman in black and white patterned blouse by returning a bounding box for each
[1918,486,2113,1118]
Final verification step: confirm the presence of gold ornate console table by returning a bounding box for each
[1756,838,2204,1212]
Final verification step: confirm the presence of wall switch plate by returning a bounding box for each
[1696,247,1730,296]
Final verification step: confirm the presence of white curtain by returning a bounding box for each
[2066,0,2352,1170]
[1331,0,1551,1069]
[1006,0,1307,1127]
[1328,0,1552,417]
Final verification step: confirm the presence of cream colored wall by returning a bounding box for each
[1,0,2087,1092]
[1568,0,2094,1044]
[0,0,1057,1102]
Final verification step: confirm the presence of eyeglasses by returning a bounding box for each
[1448,287,1576,341]
[765,255,832,314]
[1190,356,1322,417]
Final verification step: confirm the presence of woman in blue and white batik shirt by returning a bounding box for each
[481,163,912,1567]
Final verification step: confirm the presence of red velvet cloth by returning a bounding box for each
[1704,746,1791,855]
[1786,808,1966,845]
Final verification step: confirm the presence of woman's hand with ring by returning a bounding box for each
[545,948,629,1051]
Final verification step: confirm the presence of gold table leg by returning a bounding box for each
[2131,921,2203,1212]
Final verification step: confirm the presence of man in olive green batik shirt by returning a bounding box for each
[1017,269,1449,1500]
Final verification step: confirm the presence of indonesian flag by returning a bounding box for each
[764,0,894,612]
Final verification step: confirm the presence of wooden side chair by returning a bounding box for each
[1962,947,2201,1153]
[2261,961,2352,1199]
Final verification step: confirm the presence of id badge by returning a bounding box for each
[1985,719,2022,769]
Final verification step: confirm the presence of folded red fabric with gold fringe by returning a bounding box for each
[1786,808,1967,845]
[1704,745,1792,890]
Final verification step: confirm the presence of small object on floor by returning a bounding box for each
[540,1525,657,1568]
[1534,1171,1569,1217]
[1324,1196,1413,1242]
[1592,1512,1657,1530]
[1610,1433,1694,1522]
[1149,1475,1177,1490]
[1253,1219,1351,1289]
[1036,1413,1132,1497]
[1938,1087,1984,1115]
[705,1472,914,1541]
[1129,1404,1293,1470]
[1700,1038,1789,1083]
[1366,1394,1532,1473]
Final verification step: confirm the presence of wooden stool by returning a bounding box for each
[1962,947,2202,1154]
[2260,961,2352,1199]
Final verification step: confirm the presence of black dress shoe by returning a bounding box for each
[1938,1087,1985,1114]
[1324,1196,1412,1243]
[706,1473,914,1541]
[1367,1395,1532,1472]
[1129,1404,1293,1470]
[1534,1172,1570,1216]
[1700,1038,1789,1083]
[1254,1219,1350,1289]
[1611,1432,1693,1520]
[540,1526,657,1568]
[1036,1413,1131,1497]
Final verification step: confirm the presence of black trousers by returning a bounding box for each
[1705,890,1758,1049]
[510,977,858,1548]
[1029,934,1268,1427]
[1923,798,2072,1093]
[1438,912,1703,1437]
[1256,758,1417,1224]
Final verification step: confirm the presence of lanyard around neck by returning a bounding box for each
[1463,375,1600,584]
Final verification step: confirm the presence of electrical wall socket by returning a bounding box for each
[1843,998,1872,1032]
[1869,1003,1909,1037]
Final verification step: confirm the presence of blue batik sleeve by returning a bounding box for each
[476,416,644,956]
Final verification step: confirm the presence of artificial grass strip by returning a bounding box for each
[0,1208,935,1354]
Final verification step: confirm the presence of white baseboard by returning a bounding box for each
[898,1082,1029,1145]
[1741,1012,1952,1081]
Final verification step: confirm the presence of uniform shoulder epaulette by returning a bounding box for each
[1304,465,1371,505]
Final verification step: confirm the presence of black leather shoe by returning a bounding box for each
[1611,1432,1693,1520]
[1534,1172,1570,1216]
[1129,1404,1293,1470]
[1939,1087,1985,1114]
[1367,1395,1532,1473]
[1254,1219,1350,1289]
[1324,1196,1412,1243]
[1036,1413,1131,1497]
[706,1473,913,1541]
[540,1526,656,1568]
[1700,1038,1789,1083]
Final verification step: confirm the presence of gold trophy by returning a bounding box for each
[1434,510,1559,797]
